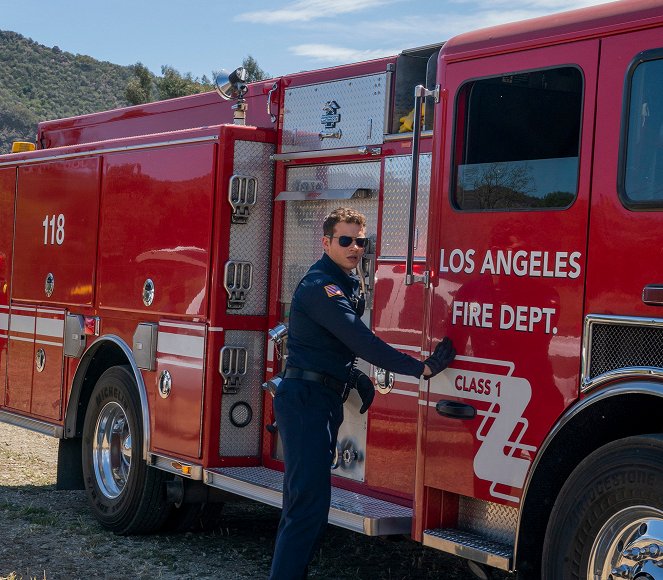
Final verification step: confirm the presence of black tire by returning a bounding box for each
[82,366,170,534]
[541,434,663,579]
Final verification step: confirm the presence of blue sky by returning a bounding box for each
[1,0,611,79]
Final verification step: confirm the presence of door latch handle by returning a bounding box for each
[435,400,476,419]
[643,284,663,306]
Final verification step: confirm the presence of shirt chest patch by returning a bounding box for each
[324,284,344,298]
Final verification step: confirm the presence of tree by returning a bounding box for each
[463,162,535,209]
[242,55,269,82]
[156,65,208,100]
[125,62,153,105]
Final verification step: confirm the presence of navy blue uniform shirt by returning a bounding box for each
[286,253,425,383]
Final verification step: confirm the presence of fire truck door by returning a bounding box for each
[8,158,101,418]
[423,41,598,505]
[99,141,216,459]
[0,167,15,406]
[585,30,663,324]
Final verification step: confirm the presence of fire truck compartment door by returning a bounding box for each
[0,167,16,405]
[97,142,216,317]
[152,320,206,459]
[423,40,599,506]
[5,305,65,420]
[12,158,101,305]
[281,73,388,153]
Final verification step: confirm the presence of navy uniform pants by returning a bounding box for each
[269,378,344,580]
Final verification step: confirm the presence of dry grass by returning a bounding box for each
[0,422,510,579]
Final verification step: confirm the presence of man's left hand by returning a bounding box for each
[352,370,375,414]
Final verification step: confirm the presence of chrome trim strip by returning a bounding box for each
[0,135,220,167]
[0,411,64,438]
[159,321,206,331]
[582,314,663,392]
[585,367,663,392]
[270,146,382,162]
[149,453,203,480]
[70,335,151,459]
[377,256,426,263]
[515,379,663,566]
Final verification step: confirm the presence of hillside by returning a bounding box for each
[0,30,133,152]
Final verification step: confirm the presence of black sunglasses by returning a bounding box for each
[329,235,368,248]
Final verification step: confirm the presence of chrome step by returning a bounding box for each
[423,528,513,571]
[204,466,412,536]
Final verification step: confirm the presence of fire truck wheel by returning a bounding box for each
[82,366,170,535]
[541,434,663,579]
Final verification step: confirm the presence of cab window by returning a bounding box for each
[453,67,582,211]
[622,54,663,207]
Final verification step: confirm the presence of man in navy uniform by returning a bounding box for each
[269,207,455,579]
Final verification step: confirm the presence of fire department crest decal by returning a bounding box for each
[320,100,342,139]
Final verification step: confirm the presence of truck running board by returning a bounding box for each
[204,466,412,536]
[423,528,513,571]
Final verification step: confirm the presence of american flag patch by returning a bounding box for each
[324,284,344,298]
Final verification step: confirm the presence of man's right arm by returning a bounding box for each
[301,282,426,377]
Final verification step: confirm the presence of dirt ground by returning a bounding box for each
[0,422,511,579]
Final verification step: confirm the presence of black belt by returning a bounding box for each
[284,367,347,397]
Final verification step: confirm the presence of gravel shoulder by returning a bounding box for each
[0,422,509,579]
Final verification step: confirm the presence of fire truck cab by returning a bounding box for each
[3,1,663,578]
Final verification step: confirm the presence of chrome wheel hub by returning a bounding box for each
[588,506,663,579]
[93,401,132,499]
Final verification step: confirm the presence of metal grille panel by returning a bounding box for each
[381,154,431,258]
[458,496,518,545]
[219,330,265,457]
[589,322,663,379]
[282,74,387,153]
[281,163,380,301]
[227,140,275,315]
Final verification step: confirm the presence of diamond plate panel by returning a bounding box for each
[219,330,265,457]
[589,322,663,379]
[458,496,518,545]
[381,154,430,258]
[282,74,387,153]
[228,141,275,315]
[280,162,380,301]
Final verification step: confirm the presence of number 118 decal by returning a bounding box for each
[42,214,65,245]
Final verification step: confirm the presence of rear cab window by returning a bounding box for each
[621,50,663,208]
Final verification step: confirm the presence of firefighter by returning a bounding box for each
[269,207,455,579]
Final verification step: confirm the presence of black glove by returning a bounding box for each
[423,337,455,378]
[348,369,375,414]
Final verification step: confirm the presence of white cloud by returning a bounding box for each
[450,0,609,8]
[236,0,396,24]
[250,0,613,70]
[288,43,398,63]
[310,0,612,48]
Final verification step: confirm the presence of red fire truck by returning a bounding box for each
[3,1,663,577]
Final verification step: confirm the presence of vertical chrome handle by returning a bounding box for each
[267,82,278,123]
[405,84,438,287]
